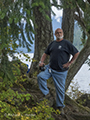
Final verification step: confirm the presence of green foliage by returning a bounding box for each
[0,1,59,119]
[60,0,76,9]
[0,0,59,83]
[76,0,86,10]
[0,93,54,120]
[61,0,90,36]
[32,0,60,21]
[0,61,55,120]
[76,98,86,106]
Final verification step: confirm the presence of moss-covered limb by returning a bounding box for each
[76,94,90,108]
[1,61,90,120]
[65,94,90,114]
[1,77,90,120]
[17,64,90,114]
[23,76,90,114]
[70,113,90,120]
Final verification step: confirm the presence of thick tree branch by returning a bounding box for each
[65,35,90,91]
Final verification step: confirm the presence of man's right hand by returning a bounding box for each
[39,61,45,67]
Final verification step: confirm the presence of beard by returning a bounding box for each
[57,35,64,39]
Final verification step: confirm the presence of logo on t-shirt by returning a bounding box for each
[58,45,62,49]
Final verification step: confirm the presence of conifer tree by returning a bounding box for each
[0,0,35,83]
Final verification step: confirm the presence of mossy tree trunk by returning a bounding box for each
[62,8,75,43]
[29,2,54,77]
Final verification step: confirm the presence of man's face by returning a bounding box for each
[55,29,63,40]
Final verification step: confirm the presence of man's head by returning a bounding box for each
[55,28,64,40]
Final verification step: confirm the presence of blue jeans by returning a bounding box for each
[37,64,68,108]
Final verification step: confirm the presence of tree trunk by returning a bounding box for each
[65,35,90,91]
[61,7,90,91]
[29,4,54,77]
[62,8,75,43]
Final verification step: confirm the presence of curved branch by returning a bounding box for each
[65,35,90,91]
[74,14,86,31]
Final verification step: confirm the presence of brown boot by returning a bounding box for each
[57,107,64,115]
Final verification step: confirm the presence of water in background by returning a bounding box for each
[69,63,90,94]
[8,53,34,68]
[8,53,90,93]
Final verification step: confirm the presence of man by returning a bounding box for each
[37,28,79,114]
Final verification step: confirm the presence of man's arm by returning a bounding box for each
[63,52,79,68]
[39,53,48,67]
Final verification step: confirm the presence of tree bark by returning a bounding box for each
[62,8,75,43]
[29,4,54,77]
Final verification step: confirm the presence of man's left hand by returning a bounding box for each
[63,62,71,68]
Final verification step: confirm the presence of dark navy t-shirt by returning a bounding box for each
[45,39,78,72]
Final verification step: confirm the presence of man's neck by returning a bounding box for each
[56,38,63,42]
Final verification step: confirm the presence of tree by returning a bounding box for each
[0,0,35,84]
[29,0,54,77]
[29,0,59,77]
[0,1,59,119]
[62,8,75,43]
[60,0,90,91]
